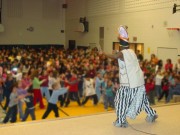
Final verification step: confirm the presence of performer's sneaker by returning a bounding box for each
[146,114,158,123]
[113,120,128,128]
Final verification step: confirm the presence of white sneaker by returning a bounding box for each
[146,114,158,123]
[113,120,129,128]
[0,118,4,124]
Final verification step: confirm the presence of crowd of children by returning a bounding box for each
[142,54,180,105]
[0,47,179,124]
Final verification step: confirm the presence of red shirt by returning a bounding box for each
[87,69,96,78]
[63,77,69,87]
[165,63,173,71]
[145,82,155,93]
[162,85,169,91]
[21,78,31,89]
[68,76,78,92]
[39,75,48,87]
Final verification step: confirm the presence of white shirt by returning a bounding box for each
[22,65,30,73]
[118,26,128,42]
[118,59,129,86]
[155,74,164,85]
[121,49,145,88]
[48,76,56,90]
[13,72,22,81]
[16,55,21,61]
[83,79,96,96]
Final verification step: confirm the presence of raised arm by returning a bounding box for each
[103,51,124,61]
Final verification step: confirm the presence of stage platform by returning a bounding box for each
[0,104,180,135]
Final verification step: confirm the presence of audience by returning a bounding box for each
[22,88,36,121]
[167,75,180,103]
[0,47,179,124]
[31,70,45,109]
[103,79,115,111]
[145,77,155,105]
[81,74,98,106]
[165,59,173,72]
[2,84,21,123]
[154,70,163,98]
[65,70,81,107]
[42,82,69,119]
[158,74,170,103]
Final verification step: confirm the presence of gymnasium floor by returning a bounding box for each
[0,99,109,122]
[0,99,180,135]
[0,98,172,122]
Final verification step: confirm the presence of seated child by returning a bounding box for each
[42,82,69,119]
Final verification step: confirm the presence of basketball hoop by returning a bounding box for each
[167,28,180,37]
[167,28,180,31]
[74,23,85,33]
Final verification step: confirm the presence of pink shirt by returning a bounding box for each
[21,78,31,89]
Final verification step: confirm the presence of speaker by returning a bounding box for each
[84,21,89,32]
[69,40,76,50]
[62,4,67,9]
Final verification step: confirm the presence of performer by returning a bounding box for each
[100,25,158,127]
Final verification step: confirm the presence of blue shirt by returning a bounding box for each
[17,88,27,95]
[95,77,103,89]
[49,88,67,104]
[105,86,114,97]
[173,83,180,95]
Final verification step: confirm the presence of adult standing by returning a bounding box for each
[101,25,157,127]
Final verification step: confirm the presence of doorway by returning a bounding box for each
[113,42,144,56]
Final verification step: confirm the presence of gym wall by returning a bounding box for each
[0,0,65,45]
[65,0,180,61]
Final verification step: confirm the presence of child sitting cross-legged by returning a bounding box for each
[42,82,69,119]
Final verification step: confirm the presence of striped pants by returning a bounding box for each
[114,85,156,124]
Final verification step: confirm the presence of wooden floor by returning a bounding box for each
[0,104,180,135]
